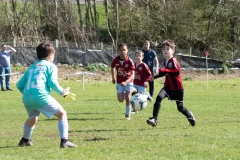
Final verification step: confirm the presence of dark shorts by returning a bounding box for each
[162,87,184,101]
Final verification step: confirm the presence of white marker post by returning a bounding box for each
[205,50,209,89]
[64,72,99,90]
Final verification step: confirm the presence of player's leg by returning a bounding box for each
[19,110,39,147]
[52,105,77,148]
[116,84,125,102]
[131,84,140,114]
[146,88,167,127]
[54,108,68,141]
[148,80,154,97]
[132,84,139,96]
[125,91,131,120]
[124,82,135,120]
[176,101,196,126]
[40,98,77,148]
[0,67,5,91]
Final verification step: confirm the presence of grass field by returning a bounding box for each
[0,78,240,160]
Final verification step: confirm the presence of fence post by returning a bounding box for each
[55,39,59,48]
[13,38,16,47]
[100,42,103,50]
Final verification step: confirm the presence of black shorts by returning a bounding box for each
[162,87,184,101]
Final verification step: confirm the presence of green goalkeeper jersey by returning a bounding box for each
[17,60,64,110]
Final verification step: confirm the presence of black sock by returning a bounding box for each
[22,137,29,142]
[61,139,68,143]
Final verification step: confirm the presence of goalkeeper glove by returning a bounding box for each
[64,93,76,102]
[61,87,76,102]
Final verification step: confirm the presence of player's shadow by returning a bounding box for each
[68,112,112,115]
[86,99,114,101]
[84,137,110,141]
[68,117,104,121]
[39,118,104,121]
[0,146,20,149]
[71,128,127,133]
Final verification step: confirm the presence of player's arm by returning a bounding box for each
[158,67,179,76]
[153,56,159,75]
[47,67,76,102]
[16,73,27,93]
[125,69,135,83]
[144,64,152,82]
[153,71,166,79]
[158,61,180,76]
[111,67,116,84]
[128,60,136,83]
[47,66,64,94]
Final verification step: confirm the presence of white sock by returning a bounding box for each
[58,120,69,139]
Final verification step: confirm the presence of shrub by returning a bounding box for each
[221,63,230,74]
[84,63,110,72]
[211,69,218,75]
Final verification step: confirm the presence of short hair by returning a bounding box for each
[134,50,144,56]
[144,40,150,44]
[36,42,55,60]
[117,43,128,50]
[161,39,176,50]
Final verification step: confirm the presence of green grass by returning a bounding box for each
[0,78,240,160]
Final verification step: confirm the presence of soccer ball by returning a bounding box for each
[130,93,148,111]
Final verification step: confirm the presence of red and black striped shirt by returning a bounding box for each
[159,57,183,90]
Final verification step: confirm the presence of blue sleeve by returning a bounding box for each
[152,49,157,59]
[47,65,64,95]
[16,72,27,94]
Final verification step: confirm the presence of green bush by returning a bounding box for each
[221,63,230,74]
[84,63,110,72]
[183,77,193,81]
[211,69,218,75]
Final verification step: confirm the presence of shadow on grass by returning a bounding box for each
[39,118,105,121]
[85,99,114,101]
[85,137,110,141]
[67,112,112,115]
[0,146,20,149]
[71,128,127,133]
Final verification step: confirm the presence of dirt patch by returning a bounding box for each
[181,69,240,81]
[10,67,240,83]
[57,67,240,82]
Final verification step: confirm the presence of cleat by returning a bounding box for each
[147,95,153,102]
[18,137,33,147]
[145,92,153,102]
[125,115,131,120]
[131,110,138,114]
[188,111,196,126]
[146,117,157,127]
[60,140,78,148]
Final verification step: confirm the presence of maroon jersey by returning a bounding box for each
[159,57,183,90]
[111,56,135,84]
[134,62,152,87]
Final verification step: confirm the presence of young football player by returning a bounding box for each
[16,42,77,148]
[146,39,196,127]
[111,43,136,120]
[131,50,153,114]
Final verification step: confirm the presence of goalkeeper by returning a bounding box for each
[16,42,77,148]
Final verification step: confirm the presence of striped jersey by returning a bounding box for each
[159,57,183,90]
